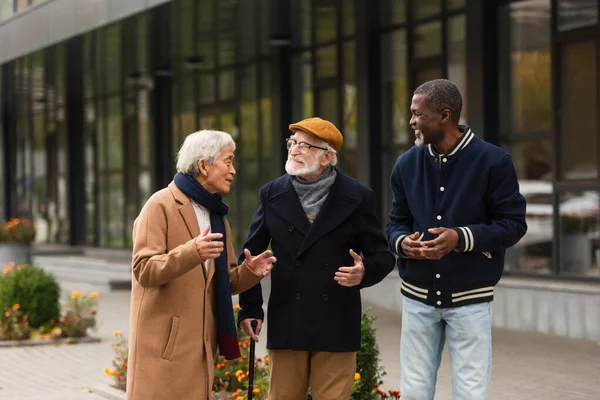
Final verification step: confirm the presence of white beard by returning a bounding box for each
[414,131,424,146]
[285,157,321,177]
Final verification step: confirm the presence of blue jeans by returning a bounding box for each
[400,296,492,400]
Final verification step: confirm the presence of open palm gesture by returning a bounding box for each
[243,248,276,277]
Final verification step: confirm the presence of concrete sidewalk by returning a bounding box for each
[1,273,599,399]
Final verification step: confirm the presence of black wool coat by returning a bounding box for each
[237,169,395,352]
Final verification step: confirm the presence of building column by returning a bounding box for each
[269,0,293,172]
[1,62,16,219]
[150,3,173,191]
[465,0,500,144]
[356,0,383,217]
[65,36,86,245]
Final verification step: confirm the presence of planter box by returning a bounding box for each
[0,243,31,266]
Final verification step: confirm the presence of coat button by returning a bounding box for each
[295,293,301,300]
[322,294,328,301]
[295,260,300,267]
[288,226,294,232]
[437,215,442,220]
[437,301,442,305]
[440,187,445,192]
[436,291,441,295]
[436,274,441,278]
[442,158,447,163]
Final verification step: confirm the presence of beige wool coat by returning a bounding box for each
[126,182,262,400]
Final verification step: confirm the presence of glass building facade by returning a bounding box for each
[1,0,599,282]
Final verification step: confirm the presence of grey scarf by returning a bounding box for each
[290,167,337,223]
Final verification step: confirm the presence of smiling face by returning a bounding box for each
[197,144,236,194]
[409,94,444,146]
[285,129,333,180]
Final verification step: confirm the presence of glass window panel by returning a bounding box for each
[83,33,95,99]
[107,96,123,171]
[260,63,273,180]
[301,52,314,118]
[237,0,256,62]
[178,0,194,62]
[138,90,151,168]
[504,0,551,136]
[343,41,357,149]
[0,102,3,220]
[559,190,600,277]
[137,13,148,73]
[448,0,466,10]
[316,4,337,43]
[560,40,597,180]
[97,99,106,170]
[218,34,235,66]
[107,173,124,247]
[259,0,269,55]
[300,0,312,46]
[198,0,214,32]
[414,22,442,59]
[181,74,196,135]
[558,0,598,32]
[104,24,121,95]
[380,0,406,25]
[199,74,216,104]
[447,15,467,124]
[343,0,355,36]
[381,30,409,148]
[84,100,97,245]
[172,83,182,153]
[505,143,554,274]
[197,41,215,69]
[413,0,441,21]
[219,70,235,101]
[317,87,339,127]
[316,45,337,78]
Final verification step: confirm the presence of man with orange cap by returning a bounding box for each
[237,117,395,399]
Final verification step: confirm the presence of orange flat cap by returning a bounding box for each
[288,117,343,152]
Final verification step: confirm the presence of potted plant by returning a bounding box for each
[0,218,36,266]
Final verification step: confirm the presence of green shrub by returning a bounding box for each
[351,308,387,400]
[0,265,60,328]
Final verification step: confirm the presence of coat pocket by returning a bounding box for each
[161,316,180,360]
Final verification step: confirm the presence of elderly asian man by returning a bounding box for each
[126,130,276,400]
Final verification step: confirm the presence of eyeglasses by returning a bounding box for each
[285,138,329,154]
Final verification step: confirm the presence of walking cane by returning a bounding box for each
[247,320,258,400]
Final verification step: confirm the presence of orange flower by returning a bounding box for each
[4,311,9,317]
[252,388,260,394]
[12,304,20,311]
[113,330,122,337]
[224,371,230,376]
[71,290,79,300]
[89,292,98,299]
[104,368,115,377]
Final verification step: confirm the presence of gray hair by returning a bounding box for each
[313,137,338,167]
[176,130,236,176]
[414,79,462,125]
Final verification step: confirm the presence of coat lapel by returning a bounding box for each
[297,172,361,256]
[168,182,206,280]
[269,178,312,235]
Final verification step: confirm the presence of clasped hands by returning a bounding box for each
[401,227,459,260]
[194,226,276,276]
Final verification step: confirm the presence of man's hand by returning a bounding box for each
[401,232,425,259]
[419,228,459,260]
[243,249,276,277]
[240,318,262,342]
[334,249,365,287]
[195,226,224,261]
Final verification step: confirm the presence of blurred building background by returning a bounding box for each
[0,0,599,289]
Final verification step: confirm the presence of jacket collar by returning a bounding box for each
[268,168,362,256]
[427,125,475,158]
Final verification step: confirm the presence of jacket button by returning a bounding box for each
[288,226,294,232]
[295,260,300,267]
[436,291,441,295]
[437,215,442,220]
[436,274,441,278]
[322,294,328,301]
[295,293,301,300]
[440,187,445,192]
[442,158,447,163]
[436,301,442,305]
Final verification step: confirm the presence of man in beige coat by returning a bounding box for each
[126,130,276,400]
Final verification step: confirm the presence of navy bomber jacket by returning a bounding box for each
[386,126,527,308]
